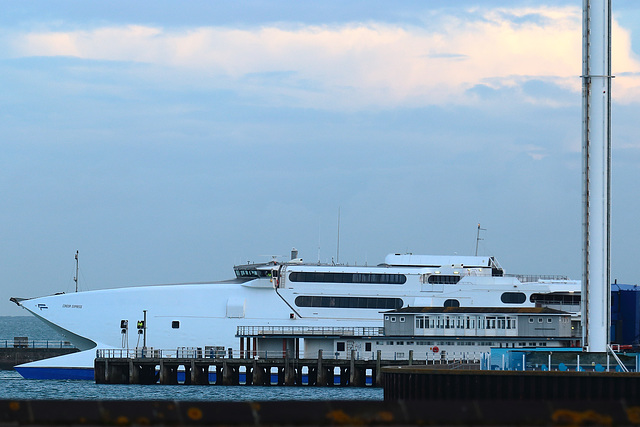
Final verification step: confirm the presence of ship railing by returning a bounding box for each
[507,274,570,283]
[0,338,76,349]
[236,326,385,337]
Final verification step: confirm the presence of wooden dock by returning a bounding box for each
[95,350,479,386]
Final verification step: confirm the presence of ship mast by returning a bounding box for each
[582,0,612,352]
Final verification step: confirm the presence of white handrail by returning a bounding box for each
[607,344,629,372]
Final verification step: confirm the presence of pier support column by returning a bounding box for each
[129,359,139,384]
[284,355,295,385]
[349,350,356,386]
[317,350,325,386]
[375,350,382,387]
[190,360,196,385]
[252,359,264,385]
[223,360,232,385]
[352,367,365,387]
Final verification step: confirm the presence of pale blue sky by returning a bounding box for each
[2,1,640,315]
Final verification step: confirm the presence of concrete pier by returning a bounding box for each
[95,351,477,386]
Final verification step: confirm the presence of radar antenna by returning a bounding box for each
[73,250,79,292]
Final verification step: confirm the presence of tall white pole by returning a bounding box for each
[582,0,612,352]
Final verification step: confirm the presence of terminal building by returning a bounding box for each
[237,307,577,362]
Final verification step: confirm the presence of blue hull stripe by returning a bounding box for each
[15,367,95,381]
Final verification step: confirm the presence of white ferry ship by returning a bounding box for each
[10,251,580,379]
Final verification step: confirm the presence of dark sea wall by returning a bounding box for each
[1,399,638,426]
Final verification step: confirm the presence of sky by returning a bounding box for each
[1,1,640,316]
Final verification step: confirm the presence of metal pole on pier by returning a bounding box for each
[582,0,612,352]
[143,310,147,350]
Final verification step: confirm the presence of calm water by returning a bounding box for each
[0,317,383,401]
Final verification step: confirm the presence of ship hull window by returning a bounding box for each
[501,292,526,304]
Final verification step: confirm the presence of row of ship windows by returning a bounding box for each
[294,296,404,309]
[289,272,407,284]
[293,295,577,310]
[289,272,465,285]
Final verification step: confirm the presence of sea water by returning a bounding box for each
[0,317,383,401]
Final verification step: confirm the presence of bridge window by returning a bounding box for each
[427,275,461,285]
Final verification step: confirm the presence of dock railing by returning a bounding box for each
[0,338,76,349]
[96,347,484,364]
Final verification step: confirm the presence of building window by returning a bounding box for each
[444,299,460,308]
[547,318,553,323]
[171,321,180,329]
[391,316,397,322]
[365,342,372,351]
[529,318,534,323]
[399,317,405,323]
[336,342,345,351]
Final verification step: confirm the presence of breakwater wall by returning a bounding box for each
[0,339,78,370]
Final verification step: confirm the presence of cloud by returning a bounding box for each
[4,5,640,109]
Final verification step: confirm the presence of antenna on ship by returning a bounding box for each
[73,250,79,292]
[475,224,486,256]
[336,207,341,264]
